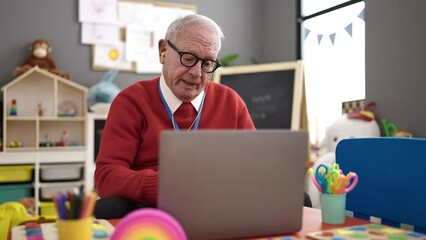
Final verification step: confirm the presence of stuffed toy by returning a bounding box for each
[87,69,121,112]
[0,202,26,239]
[305,102,381,208]
[12,39,70,79]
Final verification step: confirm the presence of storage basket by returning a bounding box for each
[0,183,33,203]
[0,165,34,183]
[40,163,83,182]
[39,182,82,201]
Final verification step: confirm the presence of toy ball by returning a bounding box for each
[87,69,121,107]
[110,208,187,240]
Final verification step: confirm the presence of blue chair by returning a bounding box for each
[336,137,426,233]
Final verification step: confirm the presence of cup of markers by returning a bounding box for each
[53,189,97,240]
[308,163,358,224]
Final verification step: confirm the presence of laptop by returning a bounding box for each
[158,130,308,240]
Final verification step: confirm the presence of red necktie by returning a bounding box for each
[174,103,197,130]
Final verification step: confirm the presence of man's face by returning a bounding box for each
[160,26,219,102]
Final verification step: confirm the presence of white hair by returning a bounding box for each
[165,14,225,50]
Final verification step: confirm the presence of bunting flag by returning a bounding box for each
[303,8,364,45]
[358,9,365,20]
[329,33,336,45]
[345,23,353,37]
[317,34,323,45]
[304,28,311,39]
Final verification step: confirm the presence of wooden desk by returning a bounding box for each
[108,207,371,239]
[291,207,370,238]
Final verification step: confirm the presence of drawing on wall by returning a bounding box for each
[119,2,154,63]
[79,0,118,24]
[81,23,120,45]
[93,41,132,70]
[118,1,155,27]
[78,0,196,73]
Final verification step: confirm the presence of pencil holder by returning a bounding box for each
[57,217,92,240]
[321,193,346,224]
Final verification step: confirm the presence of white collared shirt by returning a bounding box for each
[159,75,204,114]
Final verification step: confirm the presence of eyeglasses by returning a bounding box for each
[167,40,222,73]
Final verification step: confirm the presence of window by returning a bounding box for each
[299,0,365,145]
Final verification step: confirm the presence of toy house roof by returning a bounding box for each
[1,66,88,93]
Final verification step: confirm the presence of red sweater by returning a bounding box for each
[94,77,255,206]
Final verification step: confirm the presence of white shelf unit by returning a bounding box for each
[0,66,92,216]
[86,112,108,189]
[0,150,89,215]
[1,66,88,151]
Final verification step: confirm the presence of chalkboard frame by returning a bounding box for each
[212,61,304,130]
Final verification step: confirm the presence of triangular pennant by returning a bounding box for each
[317,34,323,44]
[358,9,365,20]
[304,28,311,40]
[329,33,336,45]
[345,23,353,37]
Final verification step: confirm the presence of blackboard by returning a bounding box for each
[213,61,305,129]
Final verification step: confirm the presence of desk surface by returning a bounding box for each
[291,207,371,238]
[108,207,371,239]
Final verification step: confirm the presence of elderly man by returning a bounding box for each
[94,14,255,219]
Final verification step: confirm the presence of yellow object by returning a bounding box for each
[0,165,34,183]
[57,217,92,240]
[360,110,375,120]
[0,202,28,240]
[108,48,119,60]
[39,202,58,218]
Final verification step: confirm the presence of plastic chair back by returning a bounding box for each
[336,137,426,233]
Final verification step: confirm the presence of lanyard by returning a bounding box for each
[158,80,205,131]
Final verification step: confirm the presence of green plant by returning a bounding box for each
[219,53,239,66]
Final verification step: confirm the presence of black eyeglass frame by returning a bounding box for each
[167,40,222,73]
